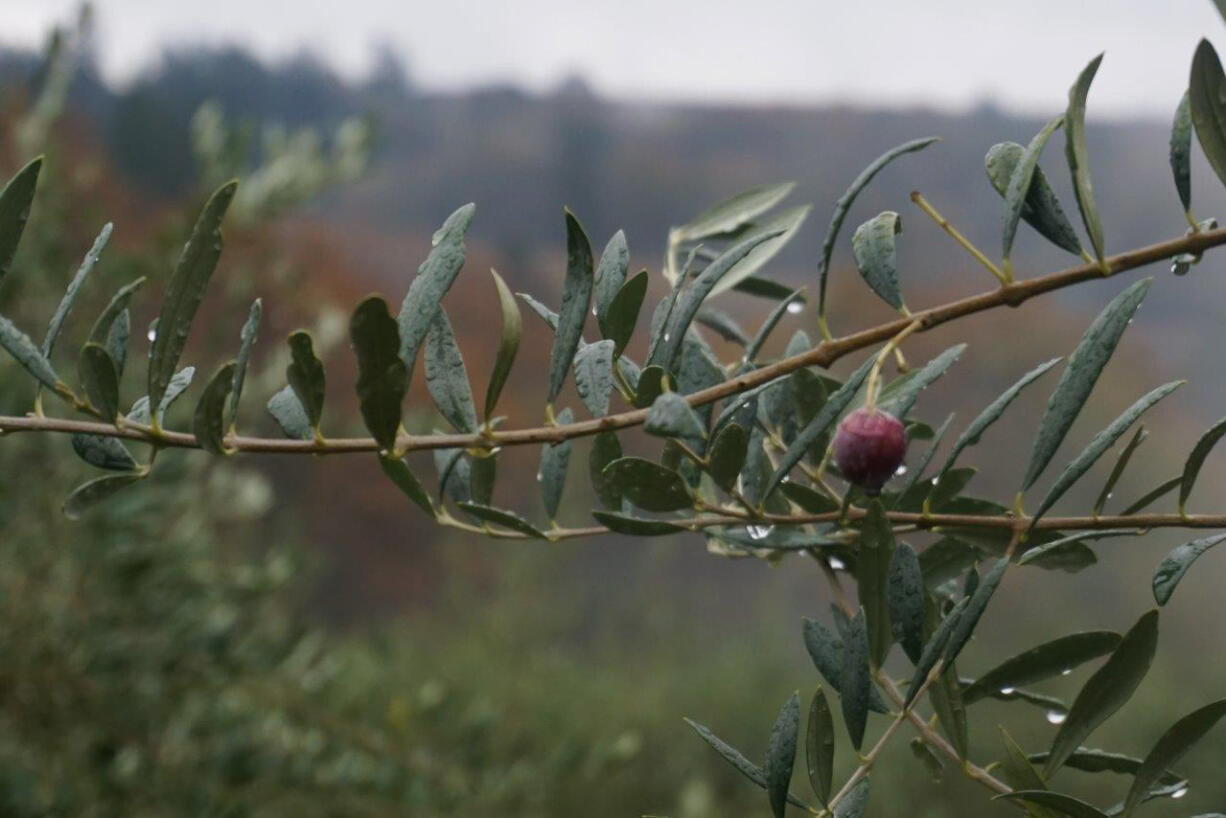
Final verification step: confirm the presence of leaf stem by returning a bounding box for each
[910,192,1008,285]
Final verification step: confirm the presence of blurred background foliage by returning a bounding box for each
[1,5,1224,817]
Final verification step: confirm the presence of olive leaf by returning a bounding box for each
[851,211,905,311]
[87,277,146,378]
[0,156,42,284]
[78,342,119,421]
[1190,40,1226,190]
[673,181,794,245]
[683,718,811,809]
[547,209,595,405]
[573,339,616,417]
[1152,532,1226,606]
[350,296,406,452]
[644,391,706,440]
[538,407,574,521]
[397,203,475,374]
[424,309,477,434]
[840,609,873,751]
[834,778,870,818]
[1066,53,1106,262]
[743,288,806,366]
[707,423,749,493]
[589,431,623,510]
[43,223,112,358]
[888,542,926,665]
[287,331,326,434]
[985,141,1082,256]
[458,502,547,539]
[601,270,647,359]
[1170,90,1193,216]
[0,314,62,392]
[267,385,312,440]
[1003,116,1065,263]
[485,269,521,420]
[602,457,692,512]
[764,692,800,818]
[148,180,236,424]
[858,500,896,667]
[591,511,685,536]
[194,362,237,455]
[962,631,1122,704]
[1179,415,1226,511]
[227,297,261,431]
[128,366,194,426]
[378,455,435,517]
[1094,425,1147,515]
[802,617,890,714]
[1122,699,1226,817]
[806,687,835,806]
[63,473,146,520]
[996,791,1108,818]
[697,308,750,346]
[709,204,811,298]
[71,433,138,472]
[592,229,629,324]
[878,344,965,420]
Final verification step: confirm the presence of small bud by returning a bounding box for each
[832,407,907,495]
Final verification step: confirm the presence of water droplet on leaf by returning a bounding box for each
[746,524,774,541]
[1045,710,1067,725]
[1172,787,1189,799]
[828,556,846,571]
[786,301,803,315]
[999,687,1015,695]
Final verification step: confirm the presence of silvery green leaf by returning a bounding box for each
[674,181,794,245]
[851,211,905,310]
[602,457,691,512]
[1152,532,1226,606]
[1171,90,1193,215]
[88,278,145,378]
[424,309,477,434]
[834,778,870,818]
[485,269,521,420]
[962,631,1122,704]
[43,223,112,358]
[0,156,41,284]
[287,330,326,433]
[858,500,896,667]
[817,137,939,324]
[193,361,236,455]
[434,447,471,504]
[878,344,965,419]
[806,687,835,806]
[1066,54,1106,262]
[538,407,573,520]
[709,204,811,298]
[573,339,615,417]
[985,141,1082,256]
[1191,40,1226,189]
[0,314,61,391]
[128,366,194,425]
[888,542,925,665]
[1022,279,1151,491]
[458,502,547,539]
[226,298,262,430]
[1001,117,1067,262]
[591,510,685,536]
[378,455,434,516]
[696,308,750,345]
[645,391,706,440]
[71,433,138,472]
[266,384,311,440]
[148,180,236,421]
[469,453,496,506]
[942,557,1009,668]
[840,609,872,751]
[895,413,955,506]
[593,229,629,325]
[683,717,811,809]
[547,209,595,404]
[743,288,806,366]
[1094,425,1147,515]
[1121,475,1181,516]
[1180,416,1226,511]
[63,472,145,520]
[904,596,970,709]
[735,274,805,303]
[589,431,623,510]
[802,617,890,714]
[78,342,119,421]
[397,203,475,374]
[707,423,749,492]
[601,269,647,358]
[105,308,130,378]
[764,692,801,818]
[351,296,406,451]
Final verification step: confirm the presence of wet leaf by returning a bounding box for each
[148,180,236,422]
[888,542,926,664]
[985,141,1082,256]
[1094,425,1147,515]
[193,362,236,455]
[1003,116,1065,262]
[266,385,312,440]
[765,692,800,818]
[1180,415,1226,511]
[593,229,629,324]
[588,431,623,510]
[378,455,434,516]
[645,391,706,440]
[840,608,872,751]
[0,314,62,391]
[484,269,521,420]
[1122,699,1226,817]
[895,413,955,505]
[1030,381,1182,530]
[683,718,811,809]
[88,277,145,378]
[1065,54,1106,261]
[696,308,750,345]
[78,342,119,421]
[904,597,970,708]
[601,269,647,358]
[710,204,811,298]
[287,330,325,433]
[997,791,1108,818]
[674,181,794,244]
[962,631,1122,704]
[743,288,806,365]
[858,500,896,667]
[929,662,969,759]
[71,433,138,472]
[1022,278,1151,491]
[469,453,496,506]
[1121,474,1181,516]
[781,482,839,514]
[603,456,692,512]
[350,296,406,451]
[547,209,595,404]
[591,510,685,536]
[458,502,547,539]
[128,366,194,425]
[878,344,965,420]
[434,447,471,504]
[1152,532,1226,606]
[734,274,804,302]
[1190,40,1226,190]
[834,778,870,818]
[539,407,574,520]
[803,617,890,714]
[943,557,1009,668]
[227,298,261,430]
[852,211,905,310]
[43,223,112,358]
[63,473,145,520]
[632,364,667,408]
[397,203,475,374]
[806,687,835,806]
[574,339,616,417]
[1045,610,1160,778]
[998,727,1055,807]
[707,423,749,493]
[424,309,477,433]
[1171,91,1193,215]
[0,156,41,284]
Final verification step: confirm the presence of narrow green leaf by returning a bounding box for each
[378,455,435,516]
[1094,425,1147,515]
[266,385,312,440]
[851,211,905,310]
[765,692,800,818]
[802,618,890,714]
[645,391,706,440]
[148,180,236,419]
[458,502,547,539]
[997,791,1109,818]
[938,358,1060,480]
[424,309,477,434]
[193,362,236,454]
[88,277,146,377]
[434,447,471,504]
[1121,475,1181,516]
[128,366,194,425]
[469,453,496,506]
[632,364,667,408]
[0,314,62,391]
[998,727,1055,806]
[858,500,896,667]
[683,718,811,809]
[840,608,872,751]
[484,269,521,420]
[674,181,794,244]
[603,457,692,512]
[63,473,145,520]
[1003,116,1065,262]
[929,663,969,759]
[397,203,475,374]
[1066,54,1107,262]
[43,223,112,358]
[1152,532,1226,606]
[888,542,925,665]
[806,687,835,806]
[287,331,325,433]
[227,298,262,431]
[817,138,940,323]
[767,356,875,498]
[1030,382,1183,531]
[943,557,1009,667]
[591,510,685,536]
[78,342,119,421]
[879,344,966,420]
[1171,91,1193,215]
[1045,610,1160,778]
[1189,40,1226,190]
[350,296,406,451]
[904,597,970,708]
[895,413,955,505]
[0,156,41,284]
[985,141,1083,256]
[574,339,616,417]
[1123,699,1226,817]
[589,431,623,510]
[697,308,750,346]
[781,482,839,514]
[735,274,807,303]
[1180,416,1226,510]
[708,423,749,493]
[598,268,645,362]
[656,229,785,369]
[104,309,130,379]
[1022,278,1152,491]
[710,204,811,298]
[538,407,574,520]
[743,288,806,366]
[547,209,595,404]
[593,230,629,324]
[910,738,944,782]
[71,433,138,472]
[963,631,1122,704]
[834,778,870,818]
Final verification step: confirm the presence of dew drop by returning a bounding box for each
[1172,787,1189,800]
[1106,492,1113,500]
[895,464,908,476]
[1060,667,1073,676]
[999,687,1015,696]
[746,524,775,541]
[931,476,941,486]
[662,332,671,343]
[591,305,599,317]
[828,556,846,571]
[147,328,157,342]
[1045,710,1067,725]
[786,301,804,315]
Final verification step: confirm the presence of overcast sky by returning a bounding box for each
[5,0,1225,117]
